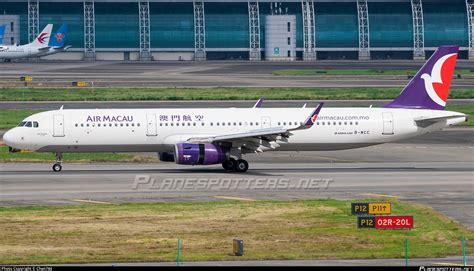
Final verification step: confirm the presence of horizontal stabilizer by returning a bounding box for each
[415,114,467,128]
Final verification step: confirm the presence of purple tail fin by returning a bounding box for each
[384,45,459,110]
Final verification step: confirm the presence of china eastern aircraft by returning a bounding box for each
[3,46,468,172]
[36,24,71,57]
[0,24,52,61]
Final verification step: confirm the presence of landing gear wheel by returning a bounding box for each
[52,163,62,172]
[234,159,249,173]
[222,158,236,171]
[53,152,63,172]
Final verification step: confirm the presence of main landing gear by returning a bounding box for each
[222,158,249,173]
[52,152,63,172]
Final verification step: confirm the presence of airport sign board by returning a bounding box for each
[351,202,391,215]
[375,216,413,229]
[357,216,413,229]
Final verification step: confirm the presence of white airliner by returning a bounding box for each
[0,24,52,61]
[3,46,468,172]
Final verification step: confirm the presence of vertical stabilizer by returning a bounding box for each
[384,45,459,110]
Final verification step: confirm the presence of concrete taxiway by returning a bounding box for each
[0,61,473,88]
[58,256,474,266]
[1,128,473,229]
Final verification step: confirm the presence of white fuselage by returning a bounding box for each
[0,44,45,59]
[3,107,466,153]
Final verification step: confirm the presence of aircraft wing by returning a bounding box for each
[414,114,467,128]
[185,103,324,153]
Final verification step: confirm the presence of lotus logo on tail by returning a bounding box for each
[311,114,319,124]
[421,53,458,107]
[55,33,64,42]
[37,32,49,44]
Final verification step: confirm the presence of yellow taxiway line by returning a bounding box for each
[72,199,116,205]
[362,193,400,199]
[213,196,257,202]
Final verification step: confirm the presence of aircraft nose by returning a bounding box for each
[3,129,16,148]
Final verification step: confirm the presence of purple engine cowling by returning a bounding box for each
[174,143,229,165]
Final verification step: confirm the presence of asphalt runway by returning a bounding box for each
[0,99,472,110]
[0,61,473,88]
[1,128,473,229]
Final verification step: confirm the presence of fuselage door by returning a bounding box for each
[53,114,65,137]
[146,114,157,136]
[382,112,394,135]
[261,116,271,129]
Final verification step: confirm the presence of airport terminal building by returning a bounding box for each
[1,0,473,61]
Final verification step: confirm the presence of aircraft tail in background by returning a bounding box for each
[29,24,53,47]
[49,24,68,47]
[384,45,459,111]
[0,25,5,44]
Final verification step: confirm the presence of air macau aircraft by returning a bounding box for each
[3,46,468,172]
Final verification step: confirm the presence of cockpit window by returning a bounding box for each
[17,121,26,127]
[33,121,39,128]
[25,121,32,127]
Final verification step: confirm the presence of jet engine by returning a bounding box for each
[174,143,229,165]
[158,152,175,162]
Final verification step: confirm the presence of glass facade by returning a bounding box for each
[423,0,468,47]
[0,0,470,56]
[315,2,358,48]
[150,3,193,48]
[40,2,83,48]
[206,3,249,48]
[368,2,413,48]
[95,3,139,48]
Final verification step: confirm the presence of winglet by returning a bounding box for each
[299,102,324,129]
[253,97,264,108]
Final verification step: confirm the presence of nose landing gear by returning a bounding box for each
[52,152,63,172]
